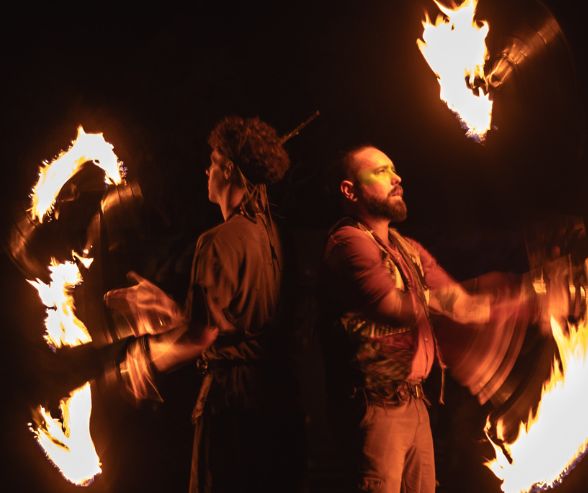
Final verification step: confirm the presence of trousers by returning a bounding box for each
[359,398,435,493]
[333,394,435,493]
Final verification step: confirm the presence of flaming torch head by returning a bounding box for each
[417,0,493,141]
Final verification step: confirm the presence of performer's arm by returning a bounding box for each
[373,289,423,325]
[430,283,491,324]
[148,324,218,373]
[104,271,219,399]
[326,226,423,326]
[410,240,491,325]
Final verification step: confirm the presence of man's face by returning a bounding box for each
[349,147,407,222]
[206,148,229,204]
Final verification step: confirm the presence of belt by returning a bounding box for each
[364,380,429,406]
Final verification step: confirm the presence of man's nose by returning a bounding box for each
[205,167,210,177]
[390,171,401,185]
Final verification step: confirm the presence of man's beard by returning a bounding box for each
[362,191,407,222]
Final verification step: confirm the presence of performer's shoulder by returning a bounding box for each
[326,218,379,256]
[327,217,362,240]
[197,214,255,249]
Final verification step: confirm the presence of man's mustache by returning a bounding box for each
[389,186,403,197]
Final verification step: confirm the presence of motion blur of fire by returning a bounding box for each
[485,263,588,492]
[417,0,493,141]
[25,127,125,485]
[31,126,124,222]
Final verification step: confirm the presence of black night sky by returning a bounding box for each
[2,1,588,492]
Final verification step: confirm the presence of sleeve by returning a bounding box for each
[187,233,240,332]
[325,226,397,307]
[409,238,492,323]
[408,239,457,290]
[190,231,267,362]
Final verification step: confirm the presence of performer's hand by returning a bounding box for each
[104,271,186,335]
[457,293,491,325]
[430,286,491,325]
[120,335,163,403]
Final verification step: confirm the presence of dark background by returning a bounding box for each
[1,1,588,491]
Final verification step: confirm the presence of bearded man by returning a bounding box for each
[321,145,491,493]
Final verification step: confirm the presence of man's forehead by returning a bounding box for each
[351,147,394,171]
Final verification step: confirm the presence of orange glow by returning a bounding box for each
[417,0,493,140]
[485,310,588,492]
[23,127,126,484]
[30,126,124,222]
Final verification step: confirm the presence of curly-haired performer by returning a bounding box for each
[105,116,302,493]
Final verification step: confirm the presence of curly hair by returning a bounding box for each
[207,116,290,185]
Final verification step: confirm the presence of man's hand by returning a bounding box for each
[430,286,491,326]
[104,271,186,335]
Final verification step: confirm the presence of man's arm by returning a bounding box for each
[410,240,491,325]
[326,226,423,325]
[148,324,219,373]
[429,284,491,324]
[104,271,220,399]
[372,289,423,326]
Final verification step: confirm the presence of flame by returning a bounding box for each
[417,0,493,141]
[22,126,125,484]
[485,315,588,492]
[30,383,101,486]
[30,126,124,222]
[28,256,93,349]
[28,254,102,484]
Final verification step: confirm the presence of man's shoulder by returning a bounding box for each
[198,215,255,246]
[325,219,380,260]
[328,217,364,242]
[328,223,367,247]
[196,222,221,249]
[193,222,231,259]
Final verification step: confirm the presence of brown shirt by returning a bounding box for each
[188,212,282,410]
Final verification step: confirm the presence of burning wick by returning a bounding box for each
[417,0,493,141]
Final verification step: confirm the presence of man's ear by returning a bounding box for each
[340,179,358,202]
[223,160,235,181]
